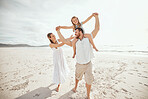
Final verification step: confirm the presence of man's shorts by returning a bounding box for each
[75,61,94,85]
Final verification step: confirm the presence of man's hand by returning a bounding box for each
[93,13,99,17]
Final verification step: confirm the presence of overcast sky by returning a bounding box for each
[0,0,148,46]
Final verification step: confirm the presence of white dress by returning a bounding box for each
[51,44,69,85]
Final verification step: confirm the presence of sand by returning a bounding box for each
[0,47,148,99]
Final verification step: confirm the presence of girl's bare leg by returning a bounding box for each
[72,52,76,58]
[89,36,98,51]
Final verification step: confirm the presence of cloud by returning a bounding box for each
[0,0,148,46]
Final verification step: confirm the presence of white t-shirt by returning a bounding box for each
[75,35,94,64]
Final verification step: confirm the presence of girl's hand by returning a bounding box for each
[56,26,60,31]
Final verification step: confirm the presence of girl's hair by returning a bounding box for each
[47,33,54,43]
[71,16,81,31]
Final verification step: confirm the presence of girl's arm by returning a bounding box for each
[49,43,64,48]
[82,13,94,25]
[59,26,74,29]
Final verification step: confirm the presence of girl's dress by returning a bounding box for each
[52,41,69,84]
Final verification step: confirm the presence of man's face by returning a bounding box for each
[75,29,80,38]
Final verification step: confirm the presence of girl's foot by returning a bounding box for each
[72,55,75,58]
[93,47,98,51]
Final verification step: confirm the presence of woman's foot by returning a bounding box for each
[56,87,59,92]
[56,84,60,92]
[72,88,76,93]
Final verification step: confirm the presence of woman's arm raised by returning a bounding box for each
[59,26,73,29]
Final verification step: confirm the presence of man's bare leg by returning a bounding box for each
[86,83,91,99]
[72,78,79,93]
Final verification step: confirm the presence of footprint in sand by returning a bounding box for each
[144,84,148,87]
[121,88,128,92]
[128,73,133,75]
[33,93,40,97]
[22,74,33,80]
[139,82,142,84]
[10,80,29,90]
[137,73,141,75]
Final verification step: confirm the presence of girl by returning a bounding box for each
[47,33,73,92]
[59,13,98,58]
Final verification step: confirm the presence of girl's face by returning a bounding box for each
[49,33,56,41]
[72,17,78,25]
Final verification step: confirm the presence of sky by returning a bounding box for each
[0,0,148,46]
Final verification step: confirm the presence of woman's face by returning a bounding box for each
[72,17,78,25]
[49,33,56,41]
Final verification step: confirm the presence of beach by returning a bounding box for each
[0,47,148,99]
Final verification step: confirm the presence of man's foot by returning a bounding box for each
[86,96,90,99]
[72,88,76,93]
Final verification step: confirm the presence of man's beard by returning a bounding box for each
[75,34,80,39]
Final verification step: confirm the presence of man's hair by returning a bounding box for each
[75,28,84,34]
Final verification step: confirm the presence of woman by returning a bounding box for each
[47,33,73,92]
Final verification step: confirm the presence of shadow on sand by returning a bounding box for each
[58,90,74,99]
[16,83,55,99]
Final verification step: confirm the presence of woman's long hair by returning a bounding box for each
[71,16,81,32]
[47,33,54,43]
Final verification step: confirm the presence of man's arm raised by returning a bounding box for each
[56,26,72,47]
[91,13,100,39]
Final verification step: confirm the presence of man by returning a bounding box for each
[56,13,100,99]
